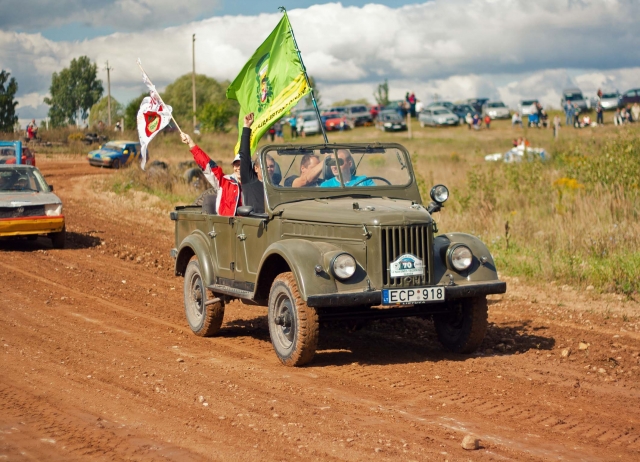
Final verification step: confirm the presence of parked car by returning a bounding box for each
[466,98,490,113]
[171,142,506,366]
[518,99,539,116]
[83,133,109,145]
[426,101,455,111]
[619,88,640,108]
[343,104,373,126]
[0,164,65,248]
[561,88,589,112]
[87,141,141,169]
[452,104,479,122]
[418,106,459,127]
[299,113,321,135]
[592,92,620,111]
[377,109,407,131]
[0,141,36,166]
[482,101,510,119]
[323,112,351,131]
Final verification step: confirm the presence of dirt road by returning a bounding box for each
[1,159,639,461]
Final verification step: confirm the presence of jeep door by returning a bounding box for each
[234,217,269,285]
[205,215,235,283]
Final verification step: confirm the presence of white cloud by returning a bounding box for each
[2,0,640,122]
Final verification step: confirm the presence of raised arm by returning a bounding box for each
[239,113,256,185]
[181,132,223,187]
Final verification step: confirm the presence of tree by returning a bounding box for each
[198,101,234,133]
[304,75,322,109]
[124,93,147,130]
[161,74,238,128]
[89,96,123,127]
[0,70,19,132]
[374,79,389,106]
[44,56,103,127]
[332,98,369,107]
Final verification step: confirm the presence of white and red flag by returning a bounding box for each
[136,59,173,170]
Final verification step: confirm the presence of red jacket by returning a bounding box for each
[190,145,241,216]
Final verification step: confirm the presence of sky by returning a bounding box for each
[1,0,639,126]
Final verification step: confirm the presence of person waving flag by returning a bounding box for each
[227,10,312,153]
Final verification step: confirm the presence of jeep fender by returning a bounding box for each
[175,231,215,286]
[433,233,499,285]
[256,240,342,302]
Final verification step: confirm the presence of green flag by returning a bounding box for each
[227,12,310,153]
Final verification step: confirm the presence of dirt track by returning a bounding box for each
[1,159,640,461]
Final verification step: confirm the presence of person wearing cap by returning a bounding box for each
[181,129,244,217]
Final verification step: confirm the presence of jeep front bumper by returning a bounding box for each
[305,280,506,308]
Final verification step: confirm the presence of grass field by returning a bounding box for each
[18,115,640,295]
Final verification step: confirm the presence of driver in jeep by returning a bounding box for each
[320,149,374,187]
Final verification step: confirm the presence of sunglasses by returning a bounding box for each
[327,158,345,167]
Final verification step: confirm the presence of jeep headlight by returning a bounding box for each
[45,203,63,216]
[331,253,356,280]
[449,245,473,271]
[430,184,449,204]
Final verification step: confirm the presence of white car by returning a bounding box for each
[418,106,459,127]
[482,101,510,119]
[518,99,539,116]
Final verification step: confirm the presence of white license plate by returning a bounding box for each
[392,124,401,129]
[382,286,445,305]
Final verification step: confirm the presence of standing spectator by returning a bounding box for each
[115,121,122,132]
[553,115,561,138]
[289,115,298,139]
[564,100,573,127]
[472,113,481,130]
[613,108,623,126]
[483,114,491,129]
[297,115,305,138]
[415,99,423,114]
[26,119,37,141]
[597,88,603,100]
[632,102,640,123]
[572,103,580,128]
[268,126,276,142]
[511,112,522,127]
[274,120,284,141]
[408,92,417,117]
[595,101,604,125]
[465,112,473,129]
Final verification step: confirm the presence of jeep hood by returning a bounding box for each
[278,197,433,226]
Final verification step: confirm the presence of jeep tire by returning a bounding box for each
[184,257,225,337]
[434,296,488,353]
[268,272,319,367]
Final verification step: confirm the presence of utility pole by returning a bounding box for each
[105,61,113,127]
[192,34,197,131]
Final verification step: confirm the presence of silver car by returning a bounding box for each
[0,165,66,248]
[561,88,589,112]
[518,99,539,116]
[418,106,459,127]
[482,101,510,119]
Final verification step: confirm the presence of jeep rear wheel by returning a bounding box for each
[268,272,319,367]
[434,296,488,353]
[184,257,225,337]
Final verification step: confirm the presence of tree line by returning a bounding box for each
[1,55,391,134]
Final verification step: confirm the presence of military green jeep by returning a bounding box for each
[171,143,506,366]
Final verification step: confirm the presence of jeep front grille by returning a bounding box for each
[381,225,430,288]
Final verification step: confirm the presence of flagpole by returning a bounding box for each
[279,7,328,144]
[136,60,185,135]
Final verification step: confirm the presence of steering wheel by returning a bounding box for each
[351,176,392,186]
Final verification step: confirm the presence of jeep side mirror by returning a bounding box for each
[237,205,254,216]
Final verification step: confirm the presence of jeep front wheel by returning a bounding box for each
[434,296,488,353]
[184,257,225,337]
[268,272,319,367]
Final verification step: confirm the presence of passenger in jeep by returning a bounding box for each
[180,132,242,217]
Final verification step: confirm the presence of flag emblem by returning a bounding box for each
[256,54,273,110]
[144,111,162,136]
